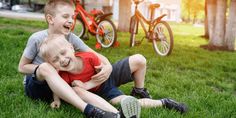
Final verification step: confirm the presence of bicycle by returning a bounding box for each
[129,0,173,56]
[71,0,117,48]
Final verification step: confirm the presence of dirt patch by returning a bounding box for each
[200,44,234,51]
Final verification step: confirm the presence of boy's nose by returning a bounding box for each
[68,18,73,24]
[60,57,69,67]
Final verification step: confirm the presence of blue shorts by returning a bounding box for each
[94,57,134,101]
[24,74,53,102]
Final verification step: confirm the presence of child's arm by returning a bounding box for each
[50,93,61,109]
[72,68,104,90]
[72,79,101,90]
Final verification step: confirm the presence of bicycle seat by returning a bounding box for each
[149,3,160,10]
[133,0,144,5]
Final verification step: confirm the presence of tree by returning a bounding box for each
[182,0,192,22]
[191,0,204,24]
[207,0,216,41]
[225,0,236,50]
[209,0,227,47]
[204,0,209,38]
[182,0,204,23]
[117,0,131,32]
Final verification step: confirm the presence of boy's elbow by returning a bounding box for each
[18,64,25,74]
[18,66,23,73]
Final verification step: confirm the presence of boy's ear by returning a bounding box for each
[46,14,54,25]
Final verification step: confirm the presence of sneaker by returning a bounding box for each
[161,98,188,114]
[120,96,141,118]
[130,87,152,98]
[88,107,120,118]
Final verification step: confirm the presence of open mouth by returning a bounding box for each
[63,25,71,31]
[62,58,71,67]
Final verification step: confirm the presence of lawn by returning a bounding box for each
[0,17,236,118]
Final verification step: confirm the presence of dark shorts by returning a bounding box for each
[24,74,53,102]
[94,57,134,101]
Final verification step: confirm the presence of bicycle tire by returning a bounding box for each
[152,21,173,56]
[96,19,117,48]
[73,17,86,39]
[129,16,138,47]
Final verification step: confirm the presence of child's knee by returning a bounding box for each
[130,54,146,67]
[37,63,55,78]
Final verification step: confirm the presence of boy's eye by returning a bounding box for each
[52,58,59,63]
[61,51,66,55]
[63,14,69,19]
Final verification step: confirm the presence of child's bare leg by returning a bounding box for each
[129,54,152,98]
[138,98,162,108]
[109,95,127,105]
[37,63,87,111]
[129,54,146,88]
[73,87,118,113]
[110,95,162,108]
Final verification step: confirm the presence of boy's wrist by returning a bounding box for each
[32,65,40,78]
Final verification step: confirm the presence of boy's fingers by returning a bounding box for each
[91,70,102,78]
[91,72,104,81]
[94,64,103,69]
[55,104,60,108]
[50,103,55,108]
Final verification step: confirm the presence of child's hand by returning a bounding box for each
[72,80,86,89]
[91,64,112,82]
[50,100,61,109]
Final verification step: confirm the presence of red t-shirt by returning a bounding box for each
[59,52,101,91]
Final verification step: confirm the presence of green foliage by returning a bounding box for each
[0,17,236,118]
[181,0,205,23]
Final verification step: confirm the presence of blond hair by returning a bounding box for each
[39,34,71,61]
[44,0,73,17]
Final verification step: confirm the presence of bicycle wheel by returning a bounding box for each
[129,16,138,47]
[152,21,173,56]
[96,19,117,48]
[73,18,85,38]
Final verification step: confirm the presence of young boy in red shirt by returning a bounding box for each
[40,35,188,116]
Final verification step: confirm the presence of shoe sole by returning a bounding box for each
[120,96,141,118]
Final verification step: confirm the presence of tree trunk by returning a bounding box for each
[118,0,131,32]
[209,0,227,47]
[207,0,216,41]
[225,0,236,50]
[204,0,209,38]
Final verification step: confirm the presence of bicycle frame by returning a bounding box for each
[71,0,102,35]
[134,10,151,39]
[133,4,167,40]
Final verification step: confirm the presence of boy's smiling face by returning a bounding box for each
[48,4,74,35]
[44,36,77,72]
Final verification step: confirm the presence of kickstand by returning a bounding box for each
[135,37,145,46]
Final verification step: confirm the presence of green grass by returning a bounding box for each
[0,17,236,118]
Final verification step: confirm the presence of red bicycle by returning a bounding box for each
[71,0,117,48]
[130,0,173,56]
